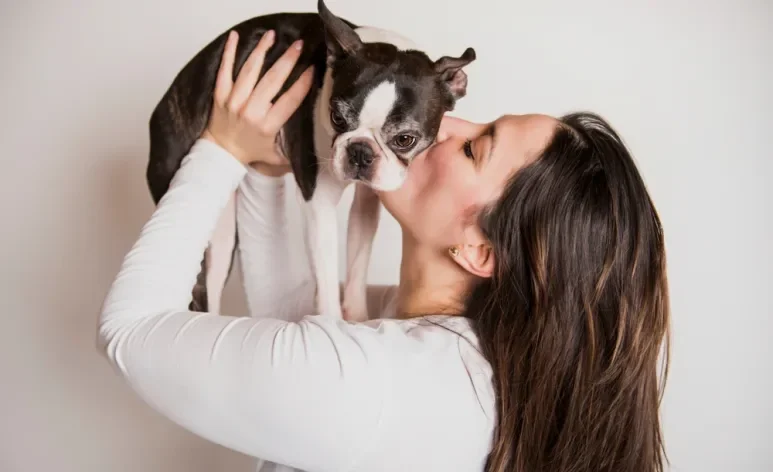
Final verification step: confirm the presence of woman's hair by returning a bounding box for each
[465,112,671,472]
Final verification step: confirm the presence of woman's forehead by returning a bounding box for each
[491,114,557,167]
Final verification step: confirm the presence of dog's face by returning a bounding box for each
[318,0,476,191]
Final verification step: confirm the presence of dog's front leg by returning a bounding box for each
[343,185,380,322]
[301,174,346,318]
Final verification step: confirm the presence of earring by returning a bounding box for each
[449,246,459,257]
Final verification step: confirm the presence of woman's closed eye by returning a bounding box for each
[463,139,475,161]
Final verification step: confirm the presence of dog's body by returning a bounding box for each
[147,1,475,320]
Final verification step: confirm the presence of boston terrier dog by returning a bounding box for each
[146,0,476,321]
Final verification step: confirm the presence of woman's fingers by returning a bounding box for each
[204,32,314,167]
[263,66,315,133]
[213,30,239,106]
[246,40,305,118]
[227,30,276,111]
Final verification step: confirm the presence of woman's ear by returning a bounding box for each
[449,226,495,278]
[451,243,494,278]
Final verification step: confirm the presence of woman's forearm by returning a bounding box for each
[98,138,247,345]
[96,139,388,471]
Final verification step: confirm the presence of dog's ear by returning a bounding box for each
[434,47,476,104]
[318,0,362,62]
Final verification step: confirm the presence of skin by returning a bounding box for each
[202,29,313,175]
[378,114,558,318]
[205,29,559,319]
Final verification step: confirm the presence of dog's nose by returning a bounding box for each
[347,142,374,167]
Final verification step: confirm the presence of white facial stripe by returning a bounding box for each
[325,60,404,189]
[358,81,397,130]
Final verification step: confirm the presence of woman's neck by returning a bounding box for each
[396,233,470,319]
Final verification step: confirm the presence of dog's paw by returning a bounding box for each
[342,293,368,323]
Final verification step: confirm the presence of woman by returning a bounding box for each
[98,30,670,472]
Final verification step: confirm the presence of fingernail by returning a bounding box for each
[228,30,236,42]
[265,30,275,41]
[294,40,303,50]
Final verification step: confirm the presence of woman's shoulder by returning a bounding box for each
[304,308,496,424]
[362,285,492,384]
[367,314,493,392]
[300,311,496,466]
[333,313,496,466]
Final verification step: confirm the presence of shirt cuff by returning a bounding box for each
[186,138,250,182]
[243,164,288,189]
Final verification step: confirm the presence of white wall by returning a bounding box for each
[1,0,771,471]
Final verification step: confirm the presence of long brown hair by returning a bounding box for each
[465,112,670,472]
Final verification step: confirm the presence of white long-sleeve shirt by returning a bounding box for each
[97,138,496,472]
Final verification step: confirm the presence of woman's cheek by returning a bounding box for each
[424,146,456,185]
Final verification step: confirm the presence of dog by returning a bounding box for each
[146,0,476,321]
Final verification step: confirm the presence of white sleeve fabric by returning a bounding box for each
[97,140,387,471]
[97,138,496,472]
[235,167,316,321]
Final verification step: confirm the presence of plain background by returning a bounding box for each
[1,0,771,470]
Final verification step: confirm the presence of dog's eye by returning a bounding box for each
[392,134,417,150]
[330,109,345,128]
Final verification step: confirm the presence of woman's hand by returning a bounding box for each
[201,30,314,176]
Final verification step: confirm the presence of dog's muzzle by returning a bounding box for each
[347,141,375,169]
[346,141,376,179]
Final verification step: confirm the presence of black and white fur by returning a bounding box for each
[146,0,476,321]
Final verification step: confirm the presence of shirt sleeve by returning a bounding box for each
[97,139,390,472]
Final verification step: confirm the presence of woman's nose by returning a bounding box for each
[436,115,481,143]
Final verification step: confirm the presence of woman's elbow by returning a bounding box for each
[95,296,154,369]
[95,305,128,367]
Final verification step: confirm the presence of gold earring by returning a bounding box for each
[449,246,459,257]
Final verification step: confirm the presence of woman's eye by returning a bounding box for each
[463,139,475,160]
[393,134,417,150]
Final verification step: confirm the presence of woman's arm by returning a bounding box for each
[97,139,390,471]
[98,33,390,470]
